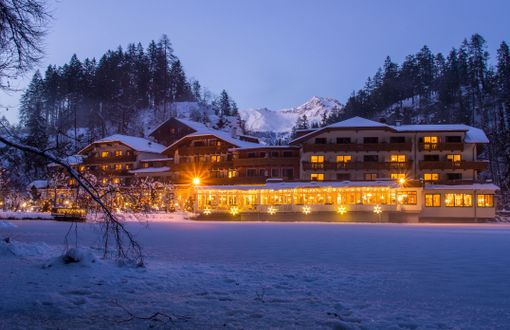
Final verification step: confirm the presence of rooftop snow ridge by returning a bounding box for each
[89,134,166,153]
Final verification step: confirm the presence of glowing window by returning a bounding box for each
[112,178,120,184]
[424,173,439,181]
[425,193,441,207]
[391,173,406,180]
[447,154,462,162]
[211,155,221,163]
[397,191,417,205]
[101,165,109,171]
[423,136,439,143]
[445,193,473,207]
[228,169,238,178]
[390,154,406,162]
[114,164,122,170]
[311,155,325,163]
[143,163,149,168]
[310,173,324,181]
[336,155,352,163]
[477,194,494,207]
[100,151,109,158]
[114,150,123,157]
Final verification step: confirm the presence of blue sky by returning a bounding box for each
[1,0,509,123]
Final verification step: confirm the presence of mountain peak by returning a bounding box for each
[240,97,344,133]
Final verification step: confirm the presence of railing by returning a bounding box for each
[302,161,413,171]
[178,146,231,155]
[234,157,300,167]
[172,161,233,171]
[419,160,488,170]
[418,143,464,152]
[302,142,412,152]
[84,155,137,164]
[173,176,269,185]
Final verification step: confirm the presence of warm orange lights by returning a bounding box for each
[192,177,201,185]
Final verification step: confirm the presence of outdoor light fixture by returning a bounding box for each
[399,177,406,185]
[268,206,277,215]
[302,205,311,215]
[230,206,239,216]
[373,204,382,214]
[203,208,211,215]
[337,205,347,215]
[192,177,201,185]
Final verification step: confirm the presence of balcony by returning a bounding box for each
[302,161,413,171]
[419,160,488,171]
[84,155,137,164]
[234,157,300,167]
[173,161,233,171]
[178,146,231,156]
[418,143,464,152]
[173,176,268,185]
[302,142,412,153]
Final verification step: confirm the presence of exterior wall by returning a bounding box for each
[233,147,300,182]
[149,118,196,146]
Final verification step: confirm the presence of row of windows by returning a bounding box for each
[246,168,295,178]
[313,136,462,145]
[246,151,296,158]
[425,193,494,207]
[310,172,461,182]
[98,150,133,158]
[310,154,464,163]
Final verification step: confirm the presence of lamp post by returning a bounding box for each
[192,177,201,213]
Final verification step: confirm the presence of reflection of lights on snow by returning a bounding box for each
[337,205,347,215]
[268,206,277,215]
[302,206,311,214]
[230,206,239,216]
[373,205,382,214]
[203,208,211,215]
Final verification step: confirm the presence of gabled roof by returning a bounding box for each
[79,134,165,154]
[290,116,489,144]
[161,118,261,153]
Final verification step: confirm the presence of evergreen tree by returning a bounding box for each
[218,90,232,116]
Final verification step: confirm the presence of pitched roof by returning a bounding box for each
[290,116,489,144]
[79,134,165,154]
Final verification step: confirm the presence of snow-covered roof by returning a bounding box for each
[230,145,300,151]
[290,116,489,144]
[196,180,399,191]
[47,155,84,168]
[129,166,171,174]
[424,183,499,191]
[394,125,489,143]
[27,180,48,189]
[80,134,165,154]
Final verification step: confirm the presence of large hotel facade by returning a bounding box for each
[48,116,498,222]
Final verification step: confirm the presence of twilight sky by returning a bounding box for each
[1,0,509,123]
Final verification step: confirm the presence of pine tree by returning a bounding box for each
[218,90,232,116]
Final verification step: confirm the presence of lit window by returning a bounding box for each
[391,173,406,180]
[424,173,439,181]
[445,193,473,207]
[310,155,325,169]
[112,178,120,184]
[447,154,462,162]
[425,193,441,207]
[143,163,149,168]
[101,165,109,171]
[228,169,238,178]
[364,173,377,181]
[211,155,221,163]
[477,194,494,207]
[390,154,406,162]
[79,165,85,172]
[423,136,439,143]
[336,155,352,163]
[310,173,324,181]
[114,164,122,170]
[101,178,108,185]
[114,150,123,157]
[397,191,417,205]
[100,151,109,158]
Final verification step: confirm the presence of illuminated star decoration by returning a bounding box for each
[337,205,347,215]
[268,206,277,215]
[230,206,239,216]
[302,205,311,215]
[203,208,211,215]
[373,204,382,214]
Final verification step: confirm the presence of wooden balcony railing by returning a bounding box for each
[177,146,231,156]
[302,142,412,152]
[172,161,233,171]
[234,157,300,167]
[302,161,413,171]
[419,160,488,170]
[84,155,137,164]
[418,143,464,152]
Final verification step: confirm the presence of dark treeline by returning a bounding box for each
[18,34,239,145]
[322,34,510,193]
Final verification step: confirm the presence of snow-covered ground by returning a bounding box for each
[1,219,510,329]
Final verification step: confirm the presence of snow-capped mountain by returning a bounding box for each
[240,96,344,133]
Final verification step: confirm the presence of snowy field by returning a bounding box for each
[1,218,510,329]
